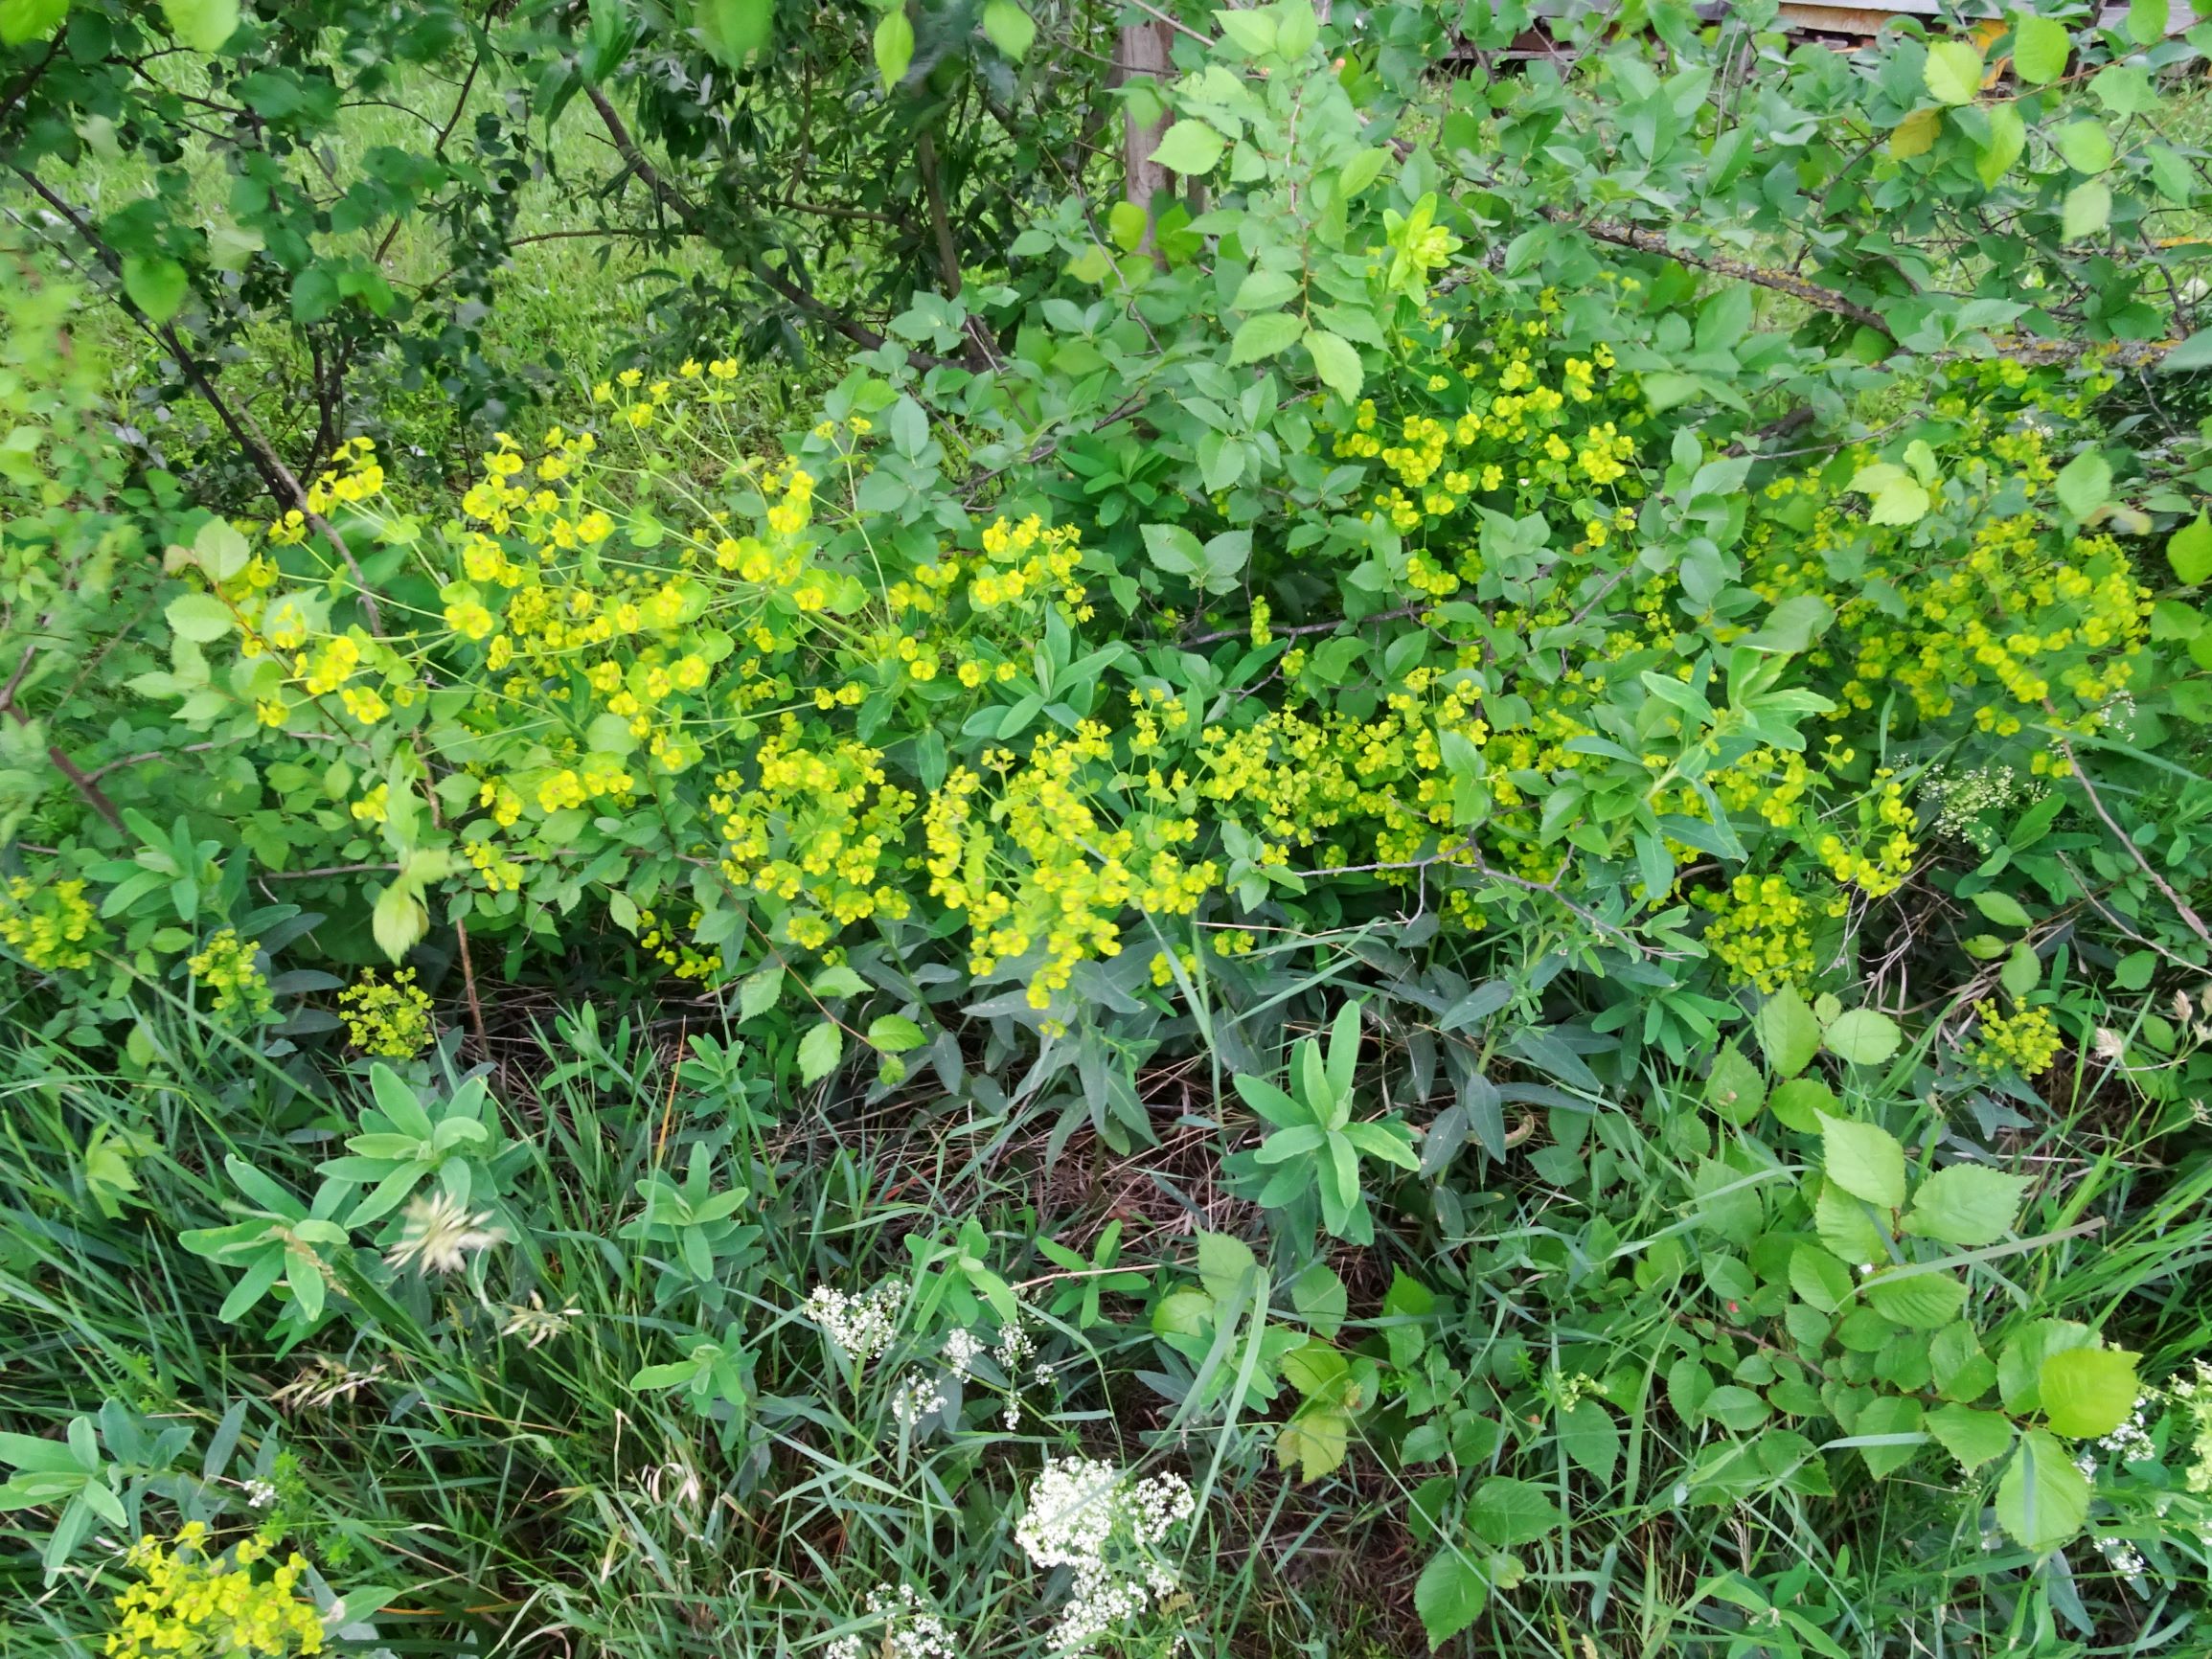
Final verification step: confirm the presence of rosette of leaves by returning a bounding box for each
[315,1063,513,1227]
[618,1140,763,1294]
[1229,1001,1417,1244]
[176,1156,352,1330]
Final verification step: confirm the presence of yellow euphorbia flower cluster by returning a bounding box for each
[105,1524,324,1659]
[1699,875,1845,992]
[338,966,437,1057]
[924,725,1216,1009]
[1,875,103,970]
[714,718,915,951]
[1747,416,2148,767]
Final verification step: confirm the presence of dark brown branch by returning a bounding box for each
[1545,210,1891,333]
[0,646,123,830]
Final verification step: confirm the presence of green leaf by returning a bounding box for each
[1415,1550,1488,1648]
[1904,1165,2030,1247]
[1849,463,1929,526]
[2147,144,2197,207]
[1889,105,1942,160]
[1976,102,2025,187]
[810,964,867,998]
[1855,1394,1924,1477]
[1106,200,1149,253]
[2169,512,2212,583]
[1789,1244,1856,1313]
[1230,310,1305,367]
[1933,1322,1998,1401]
[1995,1429,2089,1550]
[2062,179,2111,242]
[1923,40,1985,106]
[865,1014,926,1053]
[0,0,70,47]
[697,0,774,62]
[165,593,232,643]
[1927,1403,2014,1472]
[1151,120,1226,175]
[1558,1398,1619,1482]
[1142,522,1205,580]
[873,8,914,88]
[1971,889,2031,926]
[123,257,189,325]
[2040,1347,2138,1438]
[1999,1319,2096,1414]
[370,880,428,963]
[1214,6,1277,53]
[1817,1112,1906,1209]
[1339,148,1388,197]
[1304,327,1363,399]
[2011,12,2068,83]
[738,965,782,1020]
[2053,121,2113,174]
[2127,0,2165,44]
[981,0,1035,57]
[1196,1230,1259,1305]
[160,0,239,52]
[797,1020,843,1085]
[1276,1404,1350,1482]
[2056,448,2112,517]
[1701,1384,1770,1432]
[1753,983,1821,1078]
[1767,1076,1836,1134]
[1864,1266,1967,1329]
[1822,1008,1901,1067]
[1468,1477,1560,1547]
[1703,1041,1766,1126]
[192,515,259,580]
[1274,0,1317,57]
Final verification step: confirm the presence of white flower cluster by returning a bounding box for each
[1919,762,2046,853]
[807,1278,908,1364]
[944,1329,981,1373]
[891,1370,948,1430]
[997,1319,1038,1429]
[1015,1457,1195,1656]
[826,1584,957,1659]
[2094,1531,2149,1587]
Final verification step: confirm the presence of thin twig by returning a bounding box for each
[2053,733,2212,950]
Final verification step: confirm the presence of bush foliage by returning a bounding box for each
[6,0,2212,1654]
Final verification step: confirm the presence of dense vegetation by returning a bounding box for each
[5,0,2212,1653]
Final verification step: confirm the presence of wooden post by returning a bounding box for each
[1118,15,1175,240]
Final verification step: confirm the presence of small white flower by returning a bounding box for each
[240,1478,278,1509]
